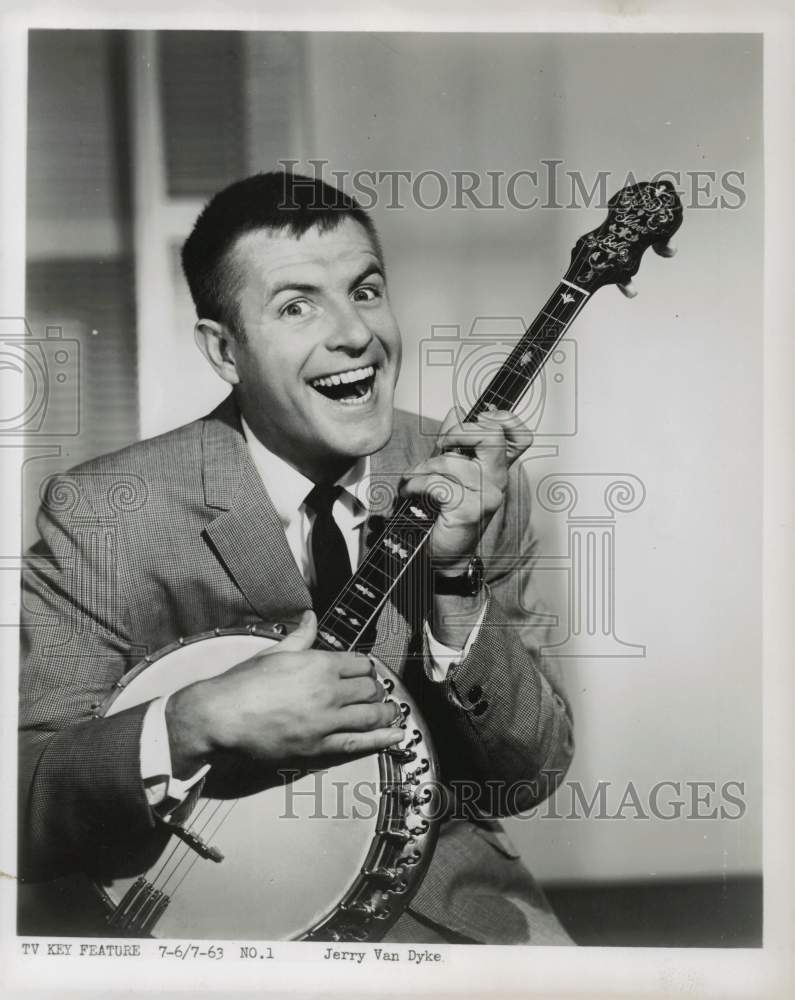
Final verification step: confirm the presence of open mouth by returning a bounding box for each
[309,364,377,406]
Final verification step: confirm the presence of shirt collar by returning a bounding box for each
[240,417,370,527]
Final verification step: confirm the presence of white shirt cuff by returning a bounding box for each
[423,600,488,682]
[140,696,210,818]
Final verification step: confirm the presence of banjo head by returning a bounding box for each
[98,626,439,941]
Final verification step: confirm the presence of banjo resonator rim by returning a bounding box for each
[97,625,440,942]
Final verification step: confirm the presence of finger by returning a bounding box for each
[476,410,534,463]
[334,700,401,732]
[336,652,379,679]
[335,674,383,706]
[433,417,490,458]
[321,727,405,757]
[437,417,509,466]
[429,425,508,491]
[437,410,533,463]
[405,455,483,490]
[274,610,317,652]
[400,472,471,513]
[436,406,468,439]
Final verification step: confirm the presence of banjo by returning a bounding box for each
[97,180,682,941]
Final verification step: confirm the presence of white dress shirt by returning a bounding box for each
[140,419,485,811]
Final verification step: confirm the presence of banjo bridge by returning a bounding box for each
[159,818,225,863]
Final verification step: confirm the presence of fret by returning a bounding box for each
[540,310,567,324]
[338,587,379,620]
[461,284,590,423]
[324,609,364,642]
[351,559,392,597]
[382,529,426,561]
[317,594,379,647]
[335,607,367,631]
[315,629,347,651]
[404,502,433,524]
[471,389,516,414]
[385,499,436,532]
[360,561,392,587]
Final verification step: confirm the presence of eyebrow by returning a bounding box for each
[267,262,385,302]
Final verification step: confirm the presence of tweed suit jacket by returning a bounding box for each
[19,395,574,944]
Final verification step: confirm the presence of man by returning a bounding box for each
[19,172,574,944]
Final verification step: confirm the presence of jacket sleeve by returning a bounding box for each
[420,460,574,817]
[19,475,161,881]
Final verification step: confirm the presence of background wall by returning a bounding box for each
[24,31,762,901]
[297,34,763,887]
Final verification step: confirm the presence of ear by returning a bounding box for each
[194,320,241,385]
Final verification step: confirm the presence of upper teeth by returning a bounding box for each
[311,365,374,388]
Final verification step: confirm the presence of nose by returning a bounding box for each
[325,300,374,355]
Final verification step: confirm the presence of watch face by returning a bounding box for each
[468,556,484,595]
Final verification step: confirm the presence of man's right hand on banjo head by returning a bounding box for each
[164,610,404,781]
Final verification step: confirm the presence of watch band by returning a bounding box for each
[432,556,484,597]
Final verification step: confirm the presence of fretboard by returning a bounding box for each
[313,279,591,653]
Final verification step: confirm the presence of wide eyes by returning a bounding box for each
[280,300,313,319]
[351,285,381,303]
[278,284,382,319]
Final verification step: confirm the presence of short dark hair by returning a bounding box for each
[180,171,383,338]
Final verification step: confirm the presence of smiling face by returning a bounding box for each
[209,218,402,482]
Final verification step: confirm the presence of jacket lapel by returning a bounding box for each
[201,397,311,621]
[198,399,421,652]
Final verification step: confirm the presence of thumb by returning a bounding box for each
[438,405,466,435]
[274,609,317,652]
[433,405,468,456]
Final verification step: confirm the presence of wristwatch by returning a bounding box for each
[432,555,484,597]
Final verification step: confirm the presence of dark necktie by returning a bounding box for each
[305,484,353,621]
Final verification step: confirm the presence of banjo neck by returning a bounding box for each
[312,278,592,655]
[313,178,683,654]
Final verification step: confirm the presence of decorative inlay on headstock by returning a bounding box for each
[566,180,683,291]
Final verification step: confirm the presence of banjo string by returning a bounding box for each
[167,801,240,897]
[149,799,214,886]
[472,237,593,414]
[150,799,227,895]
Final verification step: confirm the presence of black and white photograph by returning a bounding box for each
[0,2,792,997]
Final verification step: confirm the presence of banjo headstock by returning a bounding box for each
[565,180,683,295]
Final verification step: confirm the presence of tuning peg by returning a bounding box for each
[653,241,677,258]
[617,280,638,299]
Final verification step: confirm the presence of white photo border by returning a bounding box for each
[1,1,792,997]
